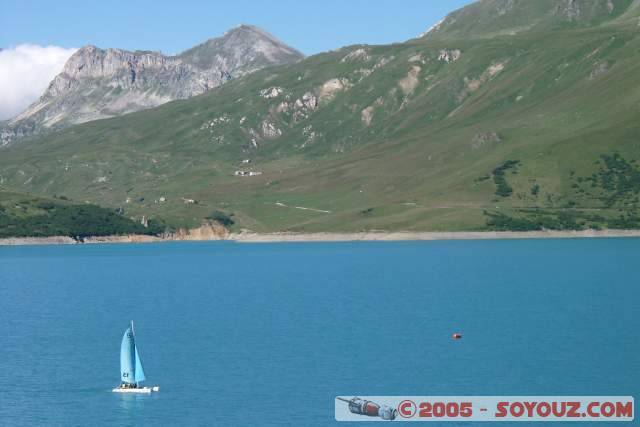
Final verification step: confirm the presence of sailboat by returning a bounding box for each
[112,321,160,393]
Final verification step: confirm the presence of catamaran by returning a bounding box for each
[112,321,159,393]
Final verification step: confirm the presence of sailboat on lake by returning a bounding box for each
[112,321,159,393]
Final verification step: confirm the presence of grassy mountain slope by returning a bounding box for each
[425,0,640,38]
[1,4,640,233]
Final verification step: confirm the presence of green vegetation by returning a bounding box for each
[486,210,589,231]
[0,192,165,238]
[486,207,640,231]
[531,184,540,196]
[206,210,235,227]
[485,153,640,231]
[492,160,520,197]
[426,0,639,40]
[580,154,640,207]
[2,1,640,234]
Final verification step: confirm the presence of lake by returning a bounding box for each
[0,239,638,425]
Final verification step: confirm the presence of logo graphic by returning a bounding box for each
[336,397,397,421]
[335,396,634,422]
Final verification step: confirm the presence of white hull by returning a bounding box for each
[112,386,159,394]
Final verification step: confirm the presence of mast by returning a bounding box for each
[131,320,137,386]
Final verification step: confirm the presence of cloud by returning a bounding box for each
[0,44,77,121]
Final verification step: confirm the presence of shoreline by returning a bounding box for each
[2,229,640,246]
[229,229,640,242]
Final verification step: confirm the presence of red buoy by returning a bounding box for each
[452,333,462,340]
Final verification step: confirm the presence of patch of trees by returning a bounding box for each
[485,210,586,231]
[492,160,520,197]
[485,208,640,231]
[485,212,543,231]
[574,154,640,208]
[0,201,165,238]
[531,184,540,196]
[607,214,640,229]
[484,153,640,231]
[206,210,235,227]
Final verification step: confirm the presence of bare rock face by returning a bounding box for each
[398,66,421,95]
[590,62,610,79]
[472,132,501,149]
[361,106,374,127]
[318,78,351,104]
[2,25,303,146]
[164,221,230,241]
[292,92,317,121]
[438,49,461,63]
[558,0,582,21]
[260,120,282,139]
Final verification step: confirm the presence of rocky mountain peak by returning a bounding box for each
[2,25,303,145]
[179,24,303,71]
[223,24,300,54]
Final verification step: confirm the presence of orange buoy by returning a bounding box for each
[452,333,462,340]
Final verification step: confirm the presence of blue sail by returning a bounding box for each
[134,346,146,383]
[120,324,136,384]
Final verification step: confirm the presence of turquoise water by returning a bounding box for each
[0,239,638,425]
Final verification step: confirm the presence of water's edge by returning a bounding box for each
[2,229,640,246]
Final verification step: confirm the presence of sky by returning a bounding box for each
[0,0,473,120]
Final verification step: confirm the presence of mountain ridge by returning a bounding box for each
[1,25,303,146]
[1,0,640,234]
[421,0,640,39]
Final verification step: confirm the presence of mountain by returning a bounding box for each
[2,1,640,234]
[0,25,303,146]
[422,0,640,38]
